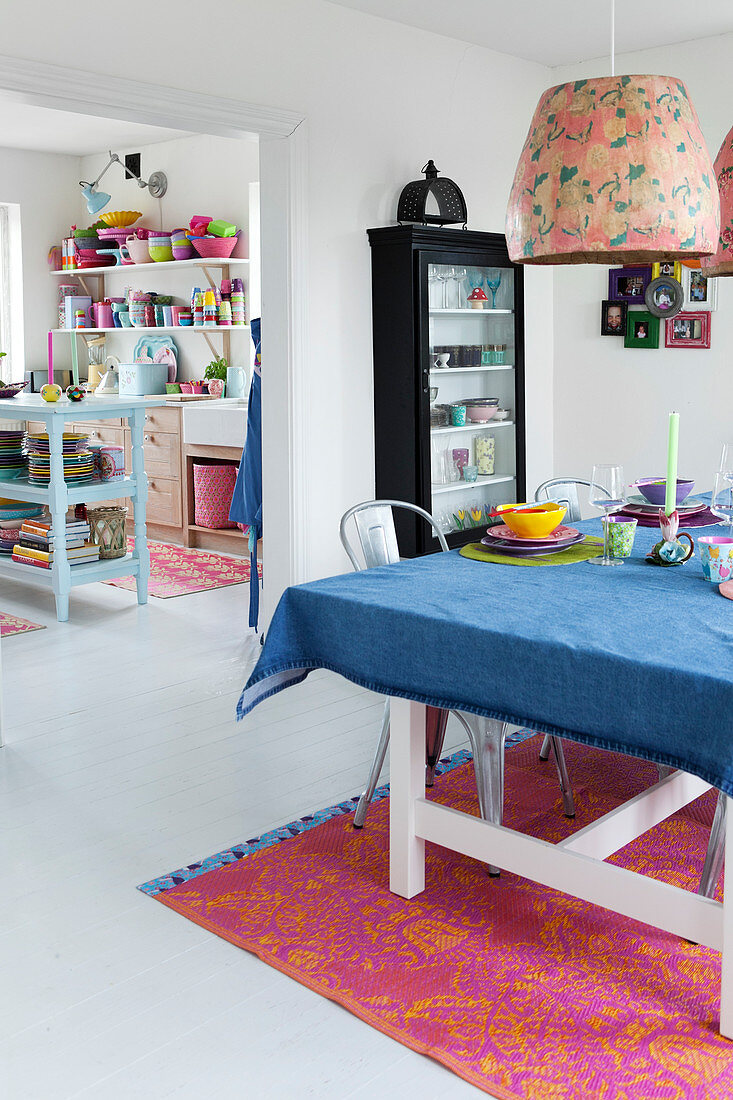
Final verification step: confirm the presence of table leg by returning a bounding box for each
[48,418,70,622]
[721,796,733,1039]
[129,409,150,605]
[389,697,426,899]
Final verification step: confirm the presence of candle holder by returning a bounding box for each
[647,509,695,566]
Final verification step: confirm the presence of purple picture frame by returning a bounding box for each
[608,266,652,302]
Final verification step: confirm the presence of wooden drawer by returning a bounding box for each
[24,420,47,435]
[140,430,179,480]
[79,424,126,448]
[144,476,182,527]
[77,417,123,428]
[143,406,180,434]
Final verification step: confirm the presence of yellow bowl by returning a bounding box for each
[497,502,567,539]
[98,210,142,228]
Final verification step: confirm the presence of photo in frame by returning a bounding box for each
[651,261,682,281]
[683,267,718,310]
[609,266,652,301]
[665,311,711,349]
[644,275,684,319]
[601,299,628,336]
[624,310,659,349]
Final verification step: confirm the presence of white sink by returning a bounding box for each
[182,400,248,448]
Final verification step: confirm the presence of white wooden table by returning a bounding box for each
[0,394,164,621]
[389,698,733,1037]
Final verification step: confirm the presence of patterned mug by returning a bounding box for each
[699,537,733,583]
[605,516,637,558]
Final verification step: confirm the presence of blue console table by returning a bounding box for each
[0,394,165,621]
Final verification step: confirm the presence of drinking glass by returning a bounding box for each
[453,267,468,308]
[712,470,733,536]
[442,266,457,308]
[719,442,733,478]
[485,270,503,309]
[587,464,626,567]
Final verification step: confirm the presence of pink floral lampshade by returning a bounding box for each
[506,75,719,265]
[700,123,733,276]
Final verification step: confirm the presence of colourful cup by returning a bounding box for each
[463,464,478,483]
[699,537,733,583]
[605,516,637,558]
[450,404,466,427]
[148,236,173,262]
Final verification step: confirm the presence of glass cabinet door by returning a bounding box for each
[427,260,518,539]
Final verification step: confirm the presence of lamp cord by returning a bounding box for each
[610,0,616,77]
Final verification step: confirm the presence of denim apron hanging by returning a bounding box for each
[229,318,262,629]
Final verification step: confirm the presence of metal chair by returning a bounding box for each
[698,790,725,899]
[340,500,575,850]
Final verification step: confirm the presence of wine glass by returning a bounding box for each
[719,443,733,478]
[453,266,468,308]
[711,471,733,536]
[485,270,503,309]
[587,464,626,567]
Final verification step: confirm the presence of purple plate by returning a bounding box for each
[480,531,586,556]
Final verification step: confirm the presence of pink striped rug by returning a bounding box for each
[142,740,730,1098]
[106,540,261,599]
[0,611,45,637]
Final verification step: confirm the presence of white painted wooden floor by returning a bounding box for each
[0,574,493,1099]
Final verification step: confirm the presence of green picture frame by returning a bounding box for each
[624,310,659,349]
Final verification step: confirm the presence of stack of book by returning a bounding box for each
[12,518,100,570]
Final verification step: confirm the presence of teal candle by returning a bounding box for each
[665,412,680,516]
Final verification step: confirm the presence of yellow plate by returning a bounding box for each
[98,210,142,228]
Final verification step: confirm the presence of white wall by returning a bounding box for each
[0,145,80,381]
[551,35,733,487]
[78,134,258,383]
[0,0,553,580]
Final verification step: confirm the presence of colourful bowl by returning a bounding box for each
[149,239,174,262]
[497,502,567,539]
[636,477,695,506]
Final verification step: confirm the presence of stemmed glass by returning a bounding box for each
[719,443,733,478]
[442,266,457,308]
[485,270,503,309]
[453,266,468,308]
[587,464,627,567]
[712,470,733,536]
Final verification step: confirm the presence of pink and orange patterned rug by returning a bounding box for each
[0,611,45,637]
[140,740,731,1098]
[106,540,261,599]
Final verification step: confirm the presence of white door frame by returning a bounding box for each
[0,56,309,625]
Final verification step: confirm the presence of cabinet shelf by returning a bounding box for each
[432,474,516,496]
[431,365,513,374]
[431,420,514,435]
[0,475,137,506]
[51,258,249,277]
[430,308,513,316]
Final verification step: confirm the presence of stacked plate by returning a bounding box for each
[481,523,585,558]
[0,499,44,522]
[25,432,93,485]
[0,430,27,480]
[622,494,705,518]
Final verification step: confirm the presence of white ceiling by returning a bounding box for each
[328,0,733,68]
[0,102,189,156]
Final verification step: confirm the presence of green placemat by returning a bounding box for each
[460,536,604,567]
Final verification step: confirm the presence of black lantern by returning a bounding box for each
[397,160,467,228]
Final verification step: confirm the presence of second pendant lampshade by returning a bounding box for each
[505,75,719,265]
[700,124,733,277]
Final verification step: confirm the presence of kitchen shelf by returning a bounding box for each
[52,327,249,335]
[431,421,514,435]
[430,308,513,316]
[432,474,516,496]
[431,365,514,374]
[51,258,249,277]
[0,475,137,506]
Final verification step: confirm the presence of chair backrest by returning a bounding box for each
[339,499,449,571]
[534,478,610,522]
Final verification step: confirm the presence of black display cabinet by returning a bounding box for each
[367,225,526,556]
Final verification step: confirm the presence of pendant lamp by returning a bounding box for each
[506,74,719,265]
[700,124,733,276]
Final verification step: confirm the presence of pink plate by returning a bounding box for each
[484,523,580,546]
[720,580,733,602]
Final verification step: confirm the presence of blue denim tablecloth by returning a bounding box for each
[238,518,733,794]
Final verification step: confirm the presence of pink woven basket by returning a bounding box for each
[193,463,238,529]
[191,233,239,260]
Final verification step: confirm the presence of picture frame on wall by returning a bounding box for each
[651,261,682,281]
[644,275,684,319]
[600,299,627,335]
[624,310,659,349]
[609,266,652,301]
[665,311,711,349]
[682,267,718,310]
